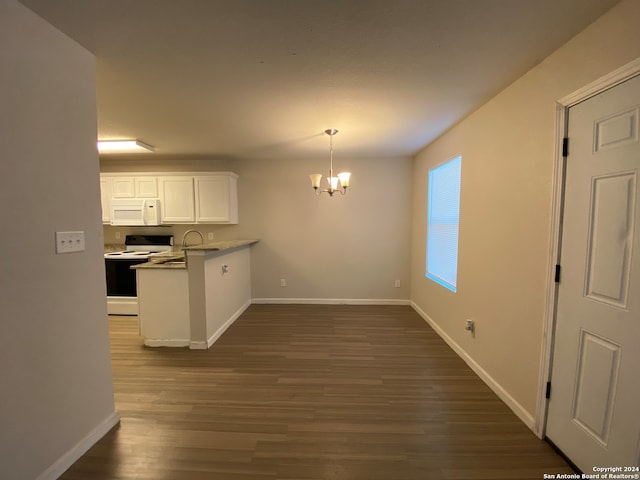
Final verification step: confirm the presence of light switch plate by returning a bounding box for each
[56,231,85,254]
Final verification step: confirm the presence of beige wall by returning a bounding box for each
[411,0,640,421]
[0,1,117,478]
[234,156,413,300]
[100,155,235,174]
[102,155,414,301]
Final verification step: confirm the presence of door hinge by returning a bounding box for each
[562,137,569,157]
[546,381,552,399]
[555,264,561,283]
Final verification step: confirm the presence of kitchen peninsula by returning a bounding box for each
[133,239,259,348]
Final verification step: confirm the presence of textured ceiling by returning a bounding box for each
[19,0,620,160]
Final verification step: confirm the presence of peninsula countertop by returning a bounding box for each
[183,239,259,252]
[132,239,259,270]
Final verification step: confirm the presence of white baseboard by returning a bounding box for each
[37,410,120,480]
[251,298,411,305]
[410,302,535,431]
[106,297,138,315]
[205,299,252,348]
[144,338,190,347]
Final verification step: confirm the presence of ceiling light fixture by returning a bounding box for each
[97,139,155,154]
[309,129,351,197]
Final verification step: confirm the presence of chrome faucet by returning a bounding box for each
[181,229,204,249]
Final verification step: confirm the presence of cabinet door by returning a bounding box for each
[111,177,135,197]
[194,176,237,223]
[159,177,195,223]
[135,177,158,198]
[100,176,111,224]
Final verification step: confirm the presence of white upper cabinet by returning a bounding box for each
[194,175,238,224]
[110,176,158,198]
[100,176,111,224]
[159,176,195,223]
[135,177,158,198]
[111,177,135,198]
[101,172,239,225]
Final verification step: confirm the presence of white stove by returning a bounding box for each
[105,235,173,315]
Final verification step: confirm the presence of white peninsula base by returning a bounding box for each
[135,240,258,349]
[137,268,190,347]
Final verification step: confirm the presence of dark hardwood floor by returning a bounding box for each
[59,304,573,479]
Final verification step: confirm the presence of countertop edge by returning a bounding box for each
[132,239,259,270]
[183,239,259,252]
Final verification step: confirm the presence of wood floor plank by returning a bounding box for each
[58,304,574,479]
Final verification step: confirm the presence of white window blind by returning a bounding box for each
[426,155,461,292]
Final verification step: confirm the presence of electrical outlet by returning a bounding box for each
[395,279,401,288]
[208,232,214,241]
[55,231,85,254]
[115,231,121,240]
[465,319,475,333]
[280,278,286,287]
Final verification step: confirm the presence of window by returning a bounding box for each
[426,155,461,292]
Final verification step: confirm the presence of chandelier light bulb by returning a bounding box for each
[309,173,322,189]
[337,172,351,188]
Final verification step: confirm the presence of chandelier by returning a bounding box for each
[309,129,351,196]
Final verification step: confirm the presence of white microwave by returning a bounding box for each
[110,199,162,226]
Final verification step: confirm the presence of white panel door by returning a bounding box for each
[546,75,640,470]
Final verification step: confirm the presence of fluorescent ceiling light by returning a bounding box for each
[97,140,155,153]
